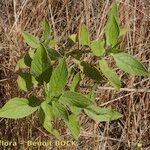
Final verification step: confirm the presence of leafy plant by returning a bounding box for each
[0,2,149,140]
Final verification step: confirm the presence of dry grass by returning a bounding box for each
[0,0,150,150]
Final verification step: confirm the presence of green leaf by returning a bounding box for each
[106,2,119,44]
[105,15,119,47]
[42,18,51,41]
[112,52,149,76]
[52,101,69,121]
[84,105,122,122]
[70,72,81,92]
[65,114,80,140]
[39,101,60,139]
[48,57,68,97]
[80,61,103,82]
[59,91,93,108]
[17,73,38,92]
[0,97,40,119]
[46,48,61,61]
[99,59,121,89]
[90,40,105,56]
[22,32,40,48]
[108,2,119,22]
[31,44,52,82]
[79,24,90,46]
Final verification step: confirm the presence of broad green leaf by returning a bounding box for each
[84,105,122,122]
[48,57,68,97]
[46,48,61,61]
[0,97,40,119]
[99,59,121,89]
[52,101,69,121]
[105,2,119,47]
[31,44,52,82]
[105,15,119,47]
[90,40,105,56]
[112,53,149,76]
[39,101,60,139]
[59,91,93,108]
[80,61,103,82]
[70,72,81,92]
[65,114,80,140]
[22,32,40,48]
[42,18,51,41]
[17,73,38,92]
[108,2,119,22]
[79,24,90,46]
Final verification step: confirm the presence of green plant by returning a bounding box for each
[0,2,149,140]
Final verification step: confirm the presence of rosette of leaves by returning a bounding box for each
[0,2,149,140]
